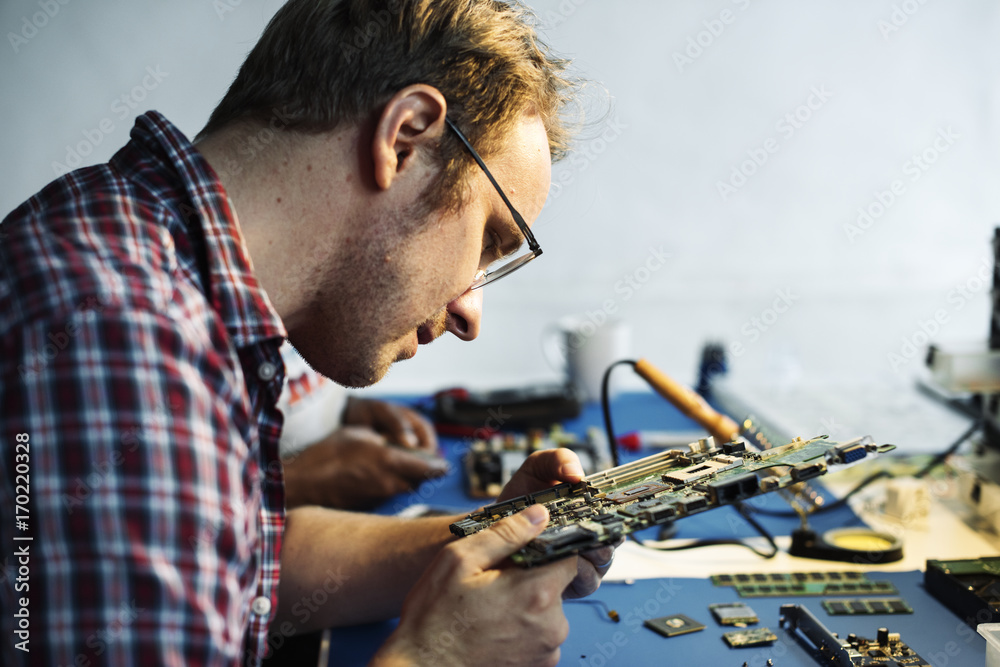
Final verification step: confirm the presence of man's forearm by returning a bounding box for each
[275,506,458,633]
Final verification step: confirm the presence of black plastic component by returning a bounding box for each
[434,383,581,429]
[706,473,759,504]
[722,440,746,455]
[925,557,1000,628]
[790,461,826,482]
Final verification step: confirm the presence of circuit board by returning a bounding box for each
[464,427,610,498]
[780,604,930,666]
[722,627,777,648]
[450,435,893,567]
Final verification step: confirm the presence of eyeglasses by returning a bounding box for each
[445,117,542,290]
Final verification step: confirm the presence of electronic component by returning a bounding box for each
[780,604,930,666]
[722,627,777,648]
[433,383,582,430]
[463,426,609,498]
[821,598,913,616]
[451,434,893,566]
[643,614,706,638]
[712,571,868,587]
[734,580,898,598]
[711,570,897,598]
[925,557,1000,628]
[709,602,758,626]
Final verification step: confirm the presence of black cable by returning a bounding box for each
[746,419,982,518]
[629,502,779,559]
[601,359,638,468]
[914,419,981,478]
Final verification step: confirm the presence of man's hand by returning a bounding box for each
[497,449,619,600]
[282,427,447,510]
[373,505,575,667]
[341,397,438,452]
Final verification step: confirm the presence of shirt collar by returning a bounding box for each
[120,111,287,349]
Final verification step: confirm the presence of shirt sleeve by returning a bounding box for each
[1,304,262,667]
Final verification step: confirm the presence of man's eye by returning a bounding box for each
[482,231,504,265]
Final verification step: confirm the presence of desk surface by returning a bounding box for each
[325,392,999,665]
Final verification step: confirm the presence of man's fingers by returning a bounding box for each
[522,449,584,484]
[497,449,585,502]
[404,410,438,452]
[383,446,448,483]
[453,505,550,572]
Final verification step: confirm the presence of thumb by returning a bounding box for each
[457,505,550,572]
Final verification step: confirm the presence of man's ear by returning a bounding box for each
[372,84,448,191]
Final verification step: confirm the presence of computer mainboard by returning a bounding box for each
[450,434,893,567]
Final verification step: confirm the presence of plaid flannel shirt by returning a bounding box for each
[0,111,287,666]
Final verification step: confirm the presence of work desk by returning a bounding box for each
[313,392,998,665]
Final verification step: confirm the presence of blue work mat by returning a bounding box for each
[325,571,985,666]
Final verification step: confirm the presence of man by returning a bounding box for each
[0,1,614,665]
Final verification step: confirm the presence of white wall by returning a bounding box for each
[3,0,999,395]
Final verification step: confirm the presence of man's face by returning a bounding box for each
[292,112,552,387]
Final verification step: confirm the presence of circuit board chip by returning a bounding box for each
[722,627,777,647]
[643,614,706,638]
[709,602,759,626]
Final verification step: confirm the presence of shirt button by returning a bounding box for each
[251,596,272,616]
[257,361,277,381]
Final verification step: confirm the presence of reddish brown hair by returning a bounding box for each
[200,0,575,210]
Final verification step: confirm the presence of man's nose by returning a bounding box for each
[445,287,482,341]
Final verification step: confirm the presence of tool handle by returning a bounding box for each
[634,357,740,445]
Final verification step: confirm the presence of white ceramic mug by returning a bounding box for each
[544,316,631,402]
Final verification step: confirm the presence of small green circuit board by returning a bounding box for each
[451,436,892,567]
[734,580,898,598]
[722,627,778,648]
[709,602,759,626]
[712,571,868,587]
[822,598,913,615]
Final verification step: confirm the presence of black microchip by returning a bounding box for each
[822,597,914,616]
[827,601,849,614]
[643,614,706,638]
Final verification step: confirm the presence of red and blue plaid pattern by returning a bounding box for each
[0,112,287,666]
